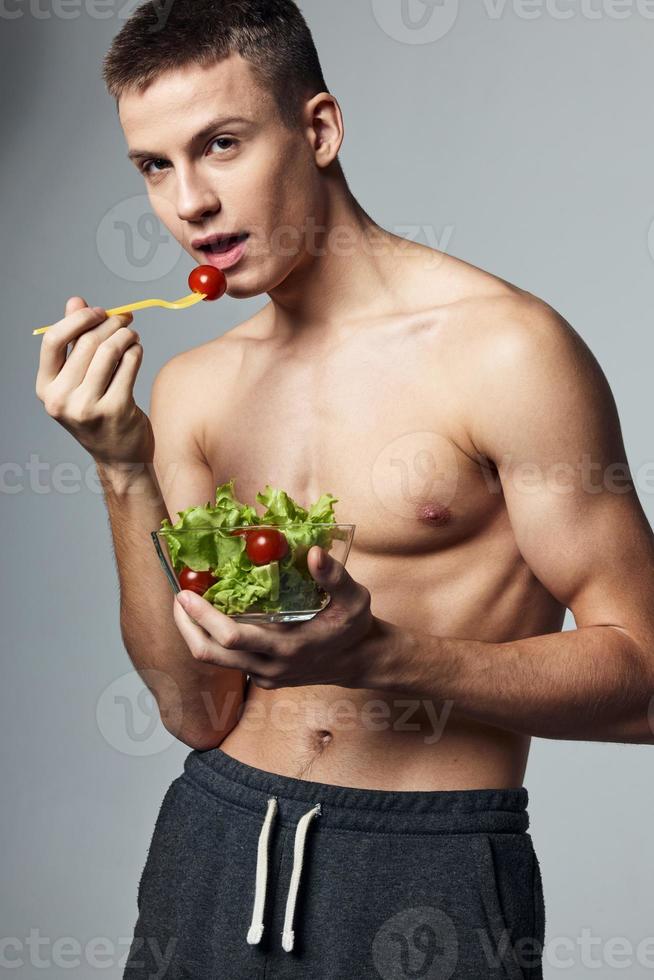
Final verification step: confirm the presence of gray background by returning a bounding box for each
[2,0,653,976]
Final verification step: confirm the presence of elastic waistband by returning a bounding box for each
[183,747,529,835]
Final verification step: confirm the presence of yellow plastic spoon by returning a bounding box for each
[32,264,228,336]
[33,291,206,335]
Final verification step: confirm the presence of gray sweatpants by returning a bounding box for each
[123,746,546,979]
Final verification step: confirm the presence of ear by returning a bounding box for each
[303,93,344,168]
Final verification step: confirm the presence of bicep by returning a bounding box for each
[149,355,216,520]
[470,301,654,645]
[149,353,249,735]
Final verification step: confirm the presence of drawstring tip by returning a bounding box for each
[282,929,295,952]
[246,923,264,945]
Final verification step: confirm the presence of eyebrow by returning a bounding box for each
[127,115,253,161]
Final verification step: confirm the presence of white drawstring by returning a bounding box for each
[281,802,322,952]
[246,796,322,953]
[246,796,278,945]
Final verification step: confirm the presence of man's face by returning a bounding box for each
[119,54,319,298]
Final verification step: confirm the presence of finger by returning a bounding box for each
[54,313,136,391]
[65,298,93,355]
[65,296,90,318]
[77,326,141,401]
[98,336,143,406]
[37,306,107,388]
[175,591,279,655]
[66,297,99,353]
[172,599,273,672]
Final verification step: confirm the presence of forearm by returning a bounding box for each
[96,461,246,749]
[370,619,654,743]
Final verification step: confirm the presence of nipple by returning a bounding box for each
[416,502,453,526]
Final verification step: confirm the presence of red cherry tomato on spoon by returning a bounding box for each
[188,265,227,301]
[178,567,219,595]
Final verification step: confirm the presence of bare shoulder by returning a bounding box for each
[426,252,599,378]
[150,305,270,395]
[416,251,616,456]
[459,284,603,396]
[442,267,619,463]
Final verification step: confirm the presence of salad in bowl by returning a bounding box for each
[152,479,355,623]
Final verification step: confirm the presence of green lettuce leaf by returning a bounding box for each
[158,478,339,615]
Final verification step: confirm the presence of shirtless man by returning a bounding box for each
[35,1,654,977]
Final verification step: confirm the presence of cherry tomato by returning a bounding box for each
[188,265,227,302]
[178,567,219,595]
[244,528,289,565]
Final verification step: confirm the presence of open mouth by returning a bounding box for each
[200,233,249,254]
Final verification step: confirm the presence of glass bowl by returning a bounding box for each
[151,523,356,623]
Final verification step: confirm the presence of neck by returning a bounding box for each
[266,178,412,343]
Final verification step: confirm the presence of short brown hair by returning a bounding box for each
[101,0,330,131]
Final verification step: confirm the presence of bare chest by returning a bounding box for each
[200,323,502,563]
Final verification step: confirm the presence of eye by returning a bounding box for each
[139,137,237,178]
[209,137,237,154]
[141,158,168,177]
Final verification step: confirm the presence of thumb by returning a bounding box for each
[308,545,351,595]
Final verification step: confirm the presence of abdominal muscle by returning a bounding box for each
[216,519,562,792]
[216,529,563,791]
[219,685,533,791]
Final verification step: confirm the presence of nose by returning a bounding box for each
[175,168,221,223]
